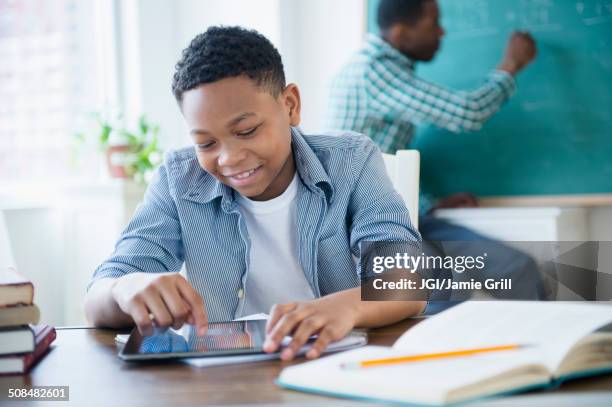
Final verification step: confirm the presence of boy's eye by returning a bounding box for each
[196,141,215,150]
[237,125,259,137]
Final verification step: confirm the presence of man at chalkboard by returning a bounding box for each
[326,0,546,312]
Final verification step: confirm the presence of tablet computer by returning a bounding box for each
[119,320,280,361]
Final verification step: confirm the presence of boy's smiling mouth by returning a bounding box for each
[222,165,263,186]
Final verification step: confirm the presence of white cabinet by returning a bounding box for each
[60,181,146,325]
[434,207,589,241]
[1,181,145,326]
[433,206,611,300]
[1,206,65,326]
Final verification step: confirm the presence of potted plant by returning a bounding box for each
[74,113,163,184]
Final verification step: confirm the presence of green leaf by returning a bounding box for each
[138,115,149,136]
[99,124,112,146]
[74,109,164,183]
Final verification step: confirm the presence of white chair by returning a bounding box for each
[0,211,16,268]
[382,150,420,229]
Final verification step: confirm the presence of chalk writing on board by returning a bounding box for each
[576,0,612,15]
[578,1,612,25]
[517,0,563,32]
[441,0,501,38]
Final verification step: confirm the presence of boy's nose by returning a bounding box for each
[217,146,247,168]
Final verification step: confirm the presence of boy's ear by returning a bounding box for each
[282,83,301,127]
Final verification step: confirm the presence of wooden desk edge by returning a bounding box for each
[479,194,612,208]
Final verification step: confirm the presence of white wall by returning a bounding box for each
[175,0,281,49]
[279,0,365,133]
[116,0,183,150]
[2,207,65,326]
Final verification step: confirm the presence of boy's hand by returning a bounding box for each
[111,272,208,336]
[263,294,360,361]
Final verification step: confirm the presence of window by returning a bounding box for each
[0,0,116,182]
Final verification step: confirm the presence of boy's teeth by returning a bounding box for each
[234,168,256,179]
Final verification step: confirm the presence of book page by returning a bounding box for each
[278,345,549,405]
[393,302,612,371]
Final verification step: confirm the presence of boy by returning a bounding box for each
[84,26,422,361]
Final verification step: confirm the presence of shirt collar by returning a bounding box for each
[364,33,416,70]
[183,126,334,209]
[291,126,334,203]
[183,168,235,210]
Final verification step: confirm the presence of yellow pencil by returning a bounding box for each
[341,344,528,369]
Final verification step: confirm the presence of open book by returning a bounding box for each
[277,302,612,405]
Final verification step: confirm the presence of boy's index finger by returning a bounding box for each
[266,304,283,334]
[176,277,208,335]
[265,306,311,353]
[266,302,297,334]
[263,304,298,353]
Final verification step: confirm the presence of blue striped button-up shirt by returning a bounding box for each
[90,127,421,322]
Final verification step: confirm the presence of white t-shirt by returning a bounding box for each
[234,173,315,318]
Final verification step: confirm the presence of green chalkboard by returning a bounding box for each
[367,0,612,197]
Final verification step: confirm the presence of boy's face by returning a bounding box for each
[181,76,300,201]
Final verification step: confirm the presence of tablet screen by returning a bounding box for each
[120,320,269,361]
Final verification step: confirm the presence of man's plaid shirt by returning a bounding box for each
[325,34,516,212]
[325,33,516,155]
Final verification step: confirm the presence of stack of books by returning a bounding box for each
[0,266,56,375]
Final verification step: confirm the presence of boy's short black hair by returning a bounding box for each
[377,0,430,31]
[172,26,286,103]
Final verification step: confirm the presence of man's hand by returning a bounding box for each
[498,31,537,75]
[263,294,360,361]
[110,272,208,336]
[432,192,479,211]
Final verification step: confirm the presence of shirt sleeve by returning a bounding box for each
[367,57,516,133]
[347,137,421,260]
[87,163,184,290]
[347,138,428,308]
